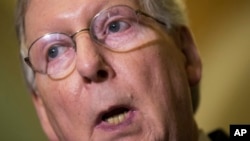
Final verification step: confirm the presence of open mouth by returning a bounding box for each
[96,106,135,130]
[102,107,130,125]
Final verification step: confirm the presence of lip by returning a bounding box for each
[95,105,136,131]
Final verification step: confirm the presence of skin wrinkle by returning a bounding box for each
[40,93,65,140]
[25,0,138,46]
[23,0,201,140]
[131,39,170,139]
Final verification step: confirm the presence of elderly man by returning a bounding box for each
[15,0,208,140]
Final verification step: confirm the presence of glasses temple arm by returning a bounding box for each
[135,10,167,26]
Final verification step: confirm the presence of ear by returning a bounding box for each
[172,26,202,113]
[174,26,202,86]
[31,91,59,141]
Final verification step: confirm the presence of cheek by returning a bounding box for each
[112,37,190,121]
[114,37,187,98]
[34,74,93,137]
[35,73,86,119]
[36,74,81,100]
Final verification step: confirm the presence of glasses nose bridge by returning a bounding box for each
[71,28,90,39]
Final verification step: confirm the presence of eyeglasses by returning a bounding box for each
[24,5,166,79]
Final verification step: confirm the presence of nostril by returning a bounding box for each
[97,70,108,79]
[83,70,109,83]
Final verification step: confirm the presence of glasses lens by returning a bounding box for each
[91,5,144,52]
[27,5,158,78]
[29,33,76,78]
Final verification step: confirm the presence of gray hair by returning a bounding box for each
[15,0,199,112]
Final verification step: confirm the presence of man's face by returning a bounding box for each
[25,0,201,140]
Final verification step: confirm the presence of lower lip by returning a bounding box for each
[96,110,136,131]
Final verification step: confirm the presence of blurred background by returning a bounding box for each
[0,0,249,140]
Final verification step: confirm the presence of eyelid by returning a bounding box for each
[94,14,132,37]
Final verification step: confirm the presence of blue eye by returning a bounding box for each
[47,45,68,61]
[107,21,130,34]
[48,46,59,58]
[108,21,121,32]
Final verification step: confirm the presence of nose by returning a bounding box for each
[75,34,115,83]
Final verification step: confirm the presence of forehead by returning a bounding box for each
[25,0,139,45]
[26,0,138,18]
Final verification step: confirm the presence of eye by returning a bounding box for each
[109,21,120,32]
[47,45,68,61]
[106,20,130,34]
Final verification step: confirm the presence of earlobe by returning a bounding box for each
[176,26,202,86]
[31,91,59,141]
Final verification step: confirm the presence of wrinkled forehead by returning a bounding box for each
[25,0,139,26]
[25,0,139,45]
[26,0,139,16]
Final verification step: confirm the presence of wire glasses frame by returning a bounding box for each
[24,5,167,79]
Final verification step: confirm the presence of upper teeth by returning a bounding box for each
[105,112,128,125]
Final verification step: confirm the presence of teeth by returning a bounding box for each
[105,112,127,125]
